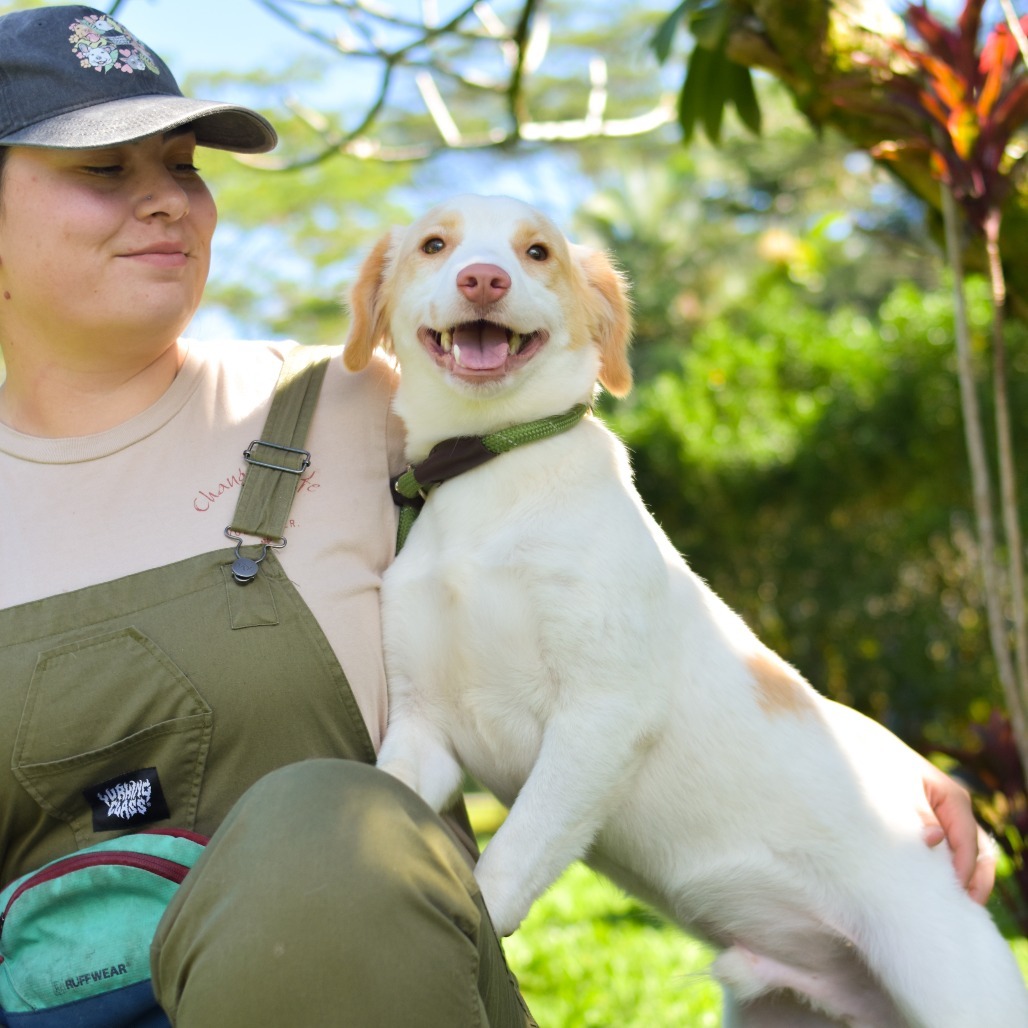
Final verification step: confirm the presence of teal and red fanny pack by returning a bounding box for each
[0,828,207,1027]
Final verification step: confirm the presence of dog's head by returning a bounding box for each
[343,195,632,450]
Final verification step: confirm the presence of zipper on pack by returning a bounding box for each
[0,842,197,941]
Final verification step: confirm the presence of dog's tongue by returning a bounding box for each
[453,322,509,370]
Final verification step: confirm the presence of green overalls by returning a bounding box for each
[0,349,535,1026]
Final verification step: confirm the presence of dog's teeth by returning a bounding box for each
[440,330,453,353]
[509,333,522,355]
[452,343,463,366]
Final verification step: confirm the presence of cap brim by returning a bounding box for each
[0,94,277,153]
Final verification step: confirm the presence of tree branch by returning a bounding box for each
[236,0,676,170]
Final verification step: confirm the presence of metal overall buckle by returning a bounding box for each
[224,529,286,585]
[242,439,311,474]
[223,437,309,584]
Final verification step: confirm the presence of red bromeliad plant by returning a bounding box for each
[873,2,1028,232]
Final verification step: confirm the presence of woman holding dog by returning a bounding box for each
[0,5,997,1026]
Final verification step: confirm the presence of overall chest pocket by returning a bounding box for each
[12,627,213,848]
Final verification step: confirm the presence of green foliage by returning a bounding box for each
[607,272,1028,741]
[502,858,722,1025]
[652,0,760,143]
[573,84,944,377]
[562,93,1028,743]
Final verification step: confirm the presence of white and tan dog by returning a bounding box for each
[344,194,1028,1027]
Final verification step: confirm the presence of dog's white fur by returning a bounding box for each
[344,194,1028,1027]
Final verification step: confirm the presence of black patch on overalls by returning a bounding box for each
[83,767,170,831]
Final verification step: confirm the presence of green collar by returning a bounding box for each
[391,403,591,552]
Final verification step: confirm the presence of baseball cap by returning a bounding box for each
[0,5,277,152]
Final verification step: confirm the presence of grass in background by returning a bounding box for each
[469,793,1028,1026]
[469,793,721,1024]
[503,861,722,1025]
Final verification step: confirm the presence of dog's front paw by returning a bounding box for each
[375,755,417,791]
[375,725,464,812]
[475,866,530,937]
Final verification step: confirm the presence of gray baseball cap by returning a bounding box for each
[0,5,277,152]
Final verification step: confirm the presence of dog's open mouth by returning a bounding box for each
[418,321,549,380]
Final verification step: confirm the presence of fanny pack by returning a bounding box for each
[0,828,207,1028]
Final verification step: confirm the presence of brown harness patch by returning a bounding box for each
[748,649,816,716]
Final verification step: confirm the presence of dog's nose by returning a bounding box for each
[457,263,511,306]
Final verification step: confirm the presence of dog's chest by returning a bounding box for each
[384,516,579,694]
[383,545,557,800]
[380,430,693,797]
[381,466,614,750]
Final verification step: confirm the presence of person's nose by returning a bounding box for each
[136,171,190,220]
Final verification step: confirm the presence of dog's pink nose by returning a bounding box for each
[457,263,511,306]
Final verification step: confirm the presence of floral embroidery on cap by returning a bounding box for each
[68,13,160,75]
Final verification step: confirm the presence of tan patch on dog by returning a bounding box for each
[416,209,465,251]
[511,215,558,262]
[344,232,396,371]
[748,649,816,716]
[570,247,632,396]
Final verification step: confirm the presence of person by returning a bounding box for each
[0,6,997,1027]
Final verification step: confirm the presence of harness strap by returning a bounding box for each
[391,403,590,552]
[228,345,334,543]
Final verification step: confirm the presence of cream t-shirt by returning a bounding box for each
[0,339,404,749]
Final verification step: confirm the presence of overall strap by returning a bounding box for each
[228,345,334,543]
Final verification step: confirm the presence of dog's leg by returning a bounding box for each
[714,945,903,1028]
[853,867,1028,1028]
[472,700,656,936]
[722,988,864,1028]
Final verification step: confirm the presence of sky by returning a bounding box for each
[104,0,586,210]
[13,0,1023,101]
[114,0,1022,78]
[0,1,314,71]
[101,0,324,74]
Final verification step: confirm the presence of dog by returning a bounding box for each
[343,194,1028,1026]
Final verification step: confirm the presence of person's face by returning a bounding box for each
[0,128,217,352]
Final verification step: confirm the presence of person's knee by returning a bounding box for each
[157,758,483,954]
[234,759,480,914]
[153,760,492,1024]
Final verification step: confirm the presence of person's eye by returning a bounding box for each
[172,162,201,174]
[82,165,123,177]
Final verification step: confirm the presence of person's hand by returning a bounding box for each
[919,762,996,905]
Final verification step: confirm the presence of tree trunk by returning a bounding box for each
[939,185,1028,771]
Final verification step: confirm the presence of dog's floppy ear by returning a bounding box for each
[343,232,396,372]
[577,247,633,398]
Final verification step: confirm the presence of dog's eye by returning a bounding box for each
[527,244,548,262]
[422,237,445,254]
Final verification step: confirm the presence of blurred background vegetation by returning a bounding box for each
[5,0,1027,1002]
